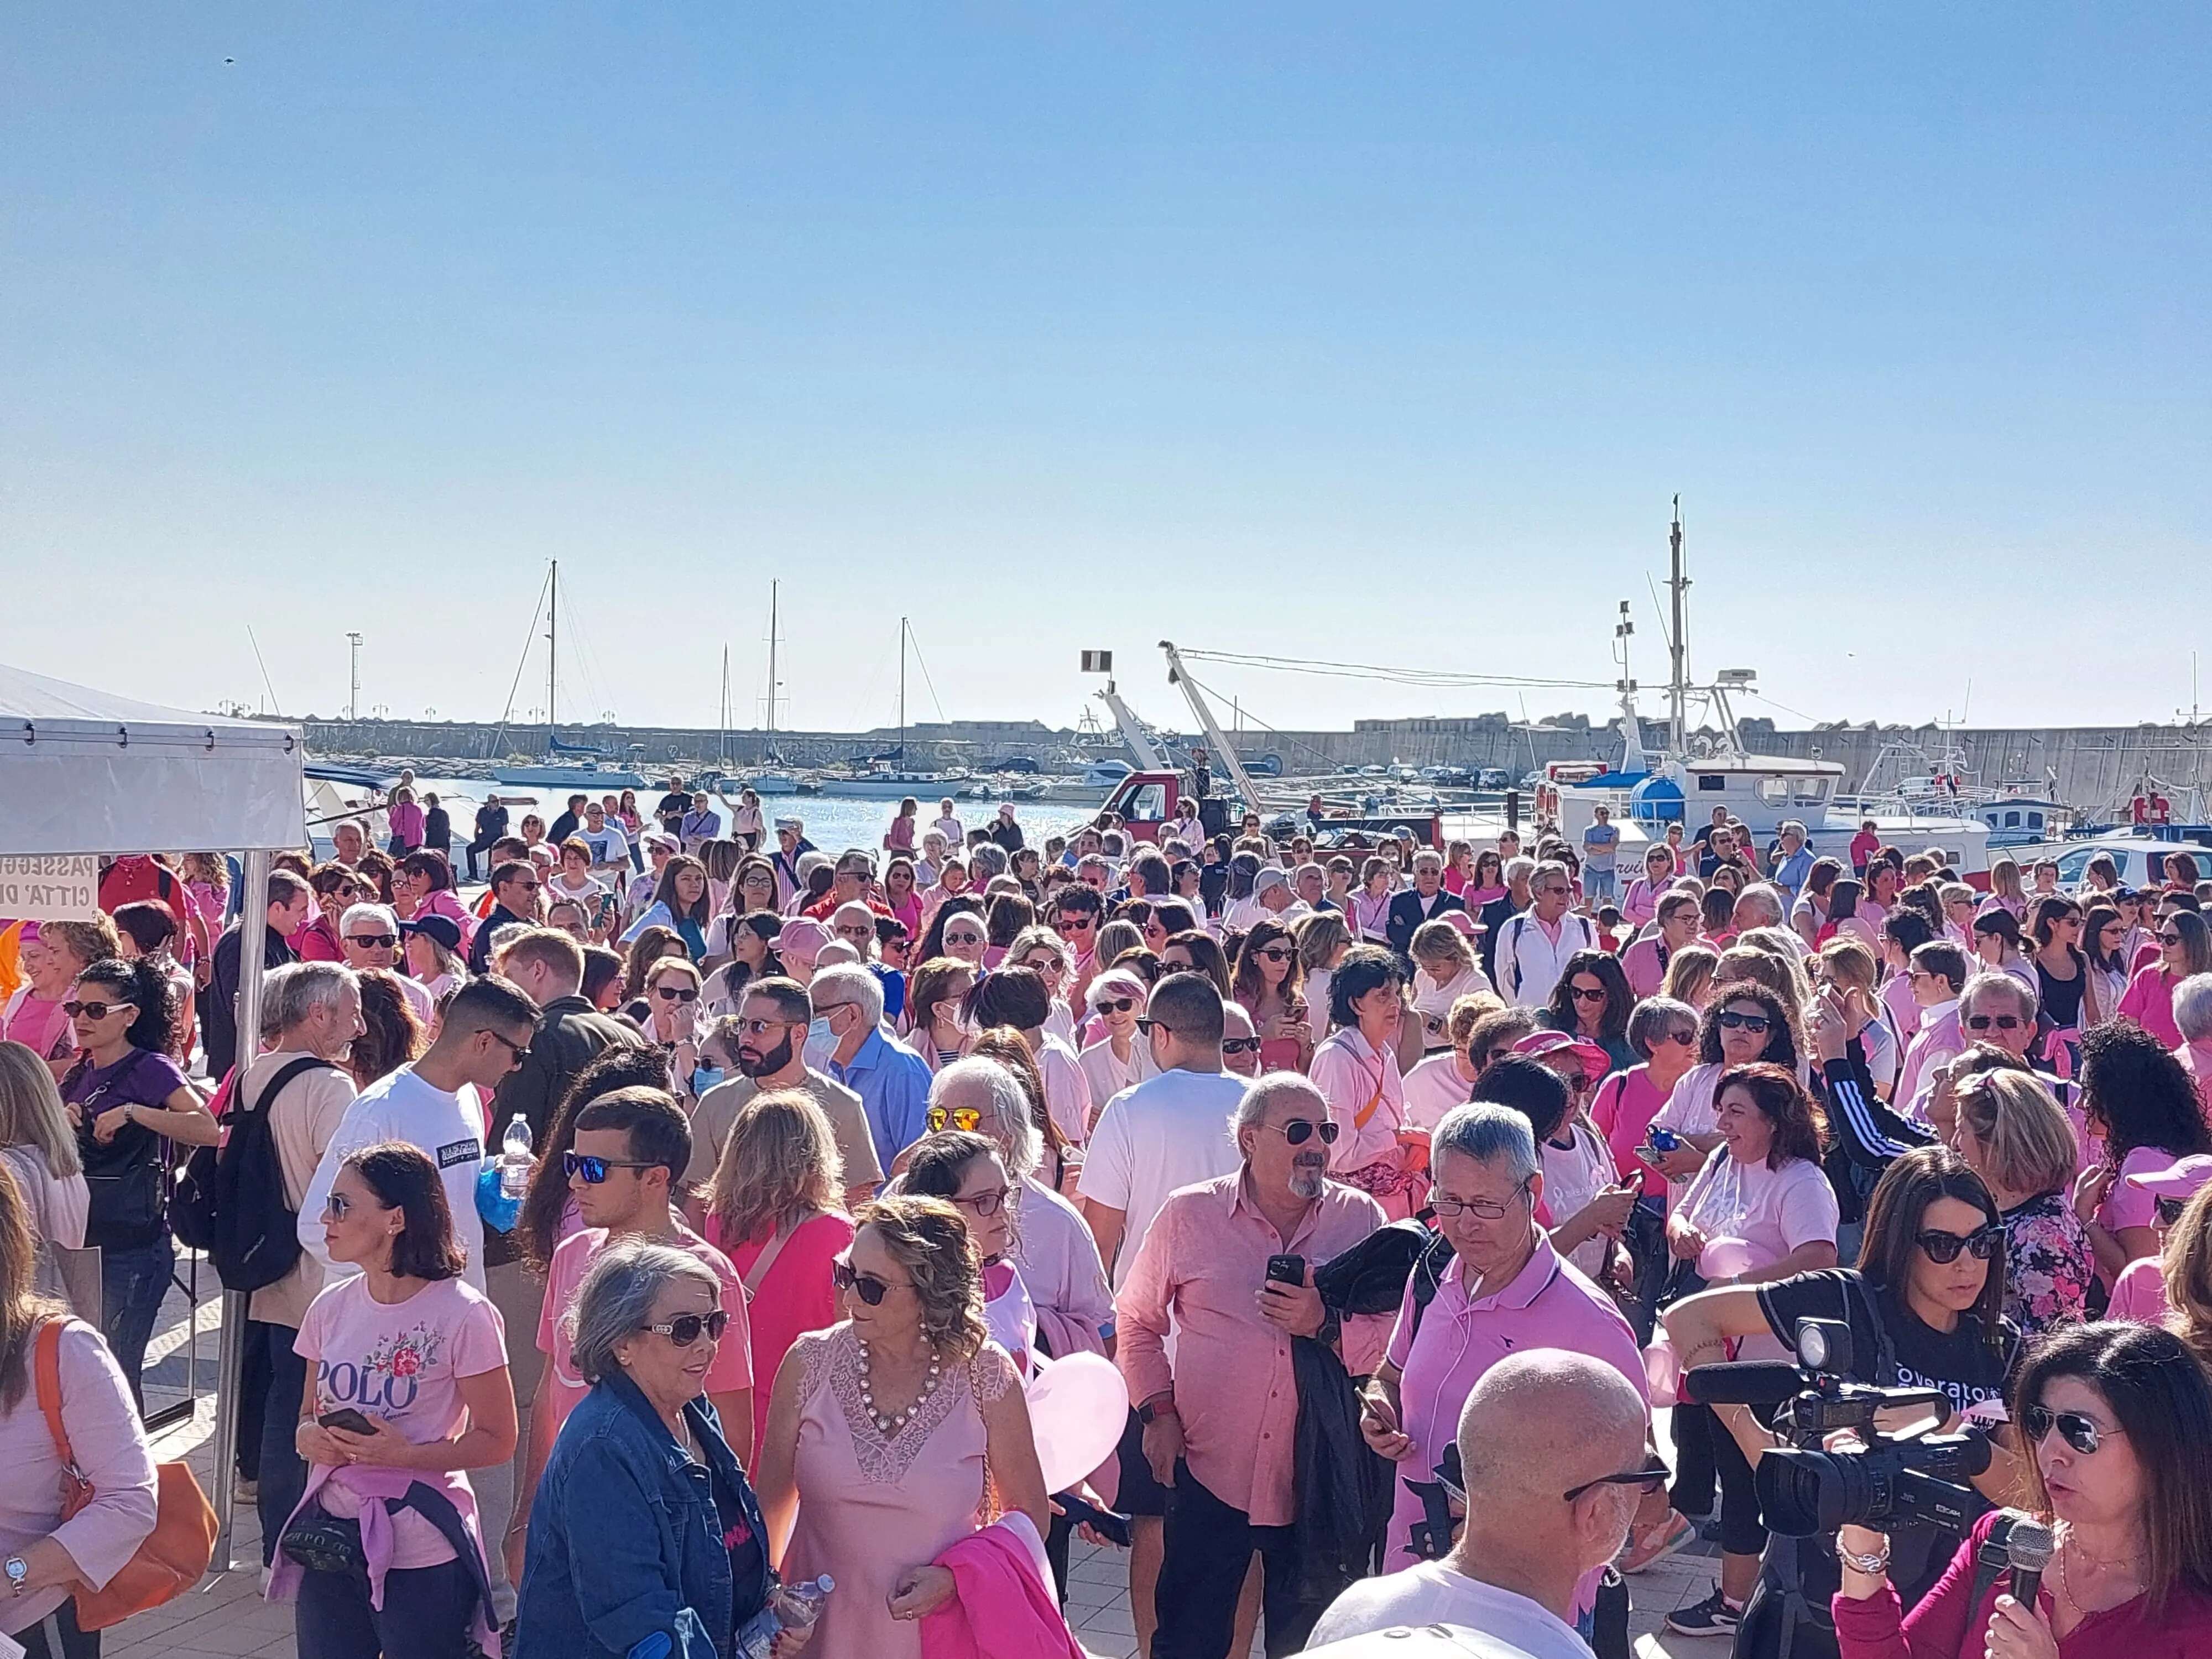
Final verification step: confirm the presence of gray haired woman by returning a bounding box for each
[517,1241,803,1658]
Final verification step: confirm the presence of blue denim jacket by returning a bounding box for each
[515,1370,773,1659]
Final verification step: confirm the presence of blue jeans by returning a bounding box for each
[101,1235,174,1416]
[1585,866,1618,902]
[259,1323,310,1567]
[296,1557,475,1659]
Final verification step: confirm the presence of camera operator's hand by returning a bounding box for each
[1985,1592,2060,1659]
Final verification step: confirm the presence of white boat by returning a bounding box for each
[810,766,972,800]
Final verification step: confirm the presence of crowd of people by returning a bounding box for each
[6,787,2212,1658]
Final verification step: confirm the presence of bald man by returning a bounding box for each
[1307,1351,1656,1659]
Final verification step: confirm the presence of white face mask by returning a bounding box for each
[802,1017,837,1070]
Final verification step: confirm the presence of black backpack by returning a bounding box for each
[172,1056,335,1291]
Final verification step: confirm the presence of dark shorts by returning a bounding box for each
[1115,1406,1170,1518]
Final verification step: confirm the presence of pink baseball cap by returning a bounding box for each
[2124,1154,2212,1202]
[1511,1029,1611,1081]
[776,918,830,966]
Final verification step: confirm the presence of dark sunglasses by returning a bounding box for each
[641,1309,731,1348]
[944,932,985,947]
[1964,1014,2023,1031]
[1222,1036,1264,1056]
[1266,1117,1340,1147]
[653,985,699,1002]
[1656,1029,1698,1047]
[346,933,399,950]
[2157,1194,2192,1227]
[1715,1010,1772,1034]
[832,1258,902,1306]
[926,1104,982,1133]
[61,1000,132,1019]
[1563,1458,1673,1503]
[1134,1016,1168,1034]
[563,1152,659,1184]
[2021,1404,2122,1457]
[2161,931,2185,946]
[1098,997,1137,1015]
[1255,946,1293,963]
[1915,1224,2002,1264]
[1569,984,1609,1003]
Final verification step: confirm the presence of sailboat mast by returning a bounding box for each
[719,646,731,770]
[546,559,559,752]
[766,581,780,743]
[899,617,908,759]
[1666,499,1687,758]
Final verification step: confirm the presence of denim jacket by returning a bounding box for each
[515,1370,773,1659]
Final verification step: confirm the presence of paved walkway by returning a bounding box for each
[103,1274,1726,1658]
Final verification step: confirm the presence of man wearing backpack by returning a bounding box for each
[232,962,362,1564]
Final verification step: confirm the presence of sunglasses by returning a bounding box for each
[945,932,984,947]
[1134,1017,1172,1035]
[1964,1014,2022,1031]
[1656,1029,1697,1048]
[832,1258,904,1306]
[62,1000,132,1020]
[2161,932,2185,946]
[1715,1010,1772,1034]
[1264,1117,1339,1146]
[564,1152,659,1183]
[1222,1036,1263,1056]
[321,1192,353,1219]
[641,1309,731,1348]
[2157,1194,2192,1227]
[1255,946,1293,963]
[926,1104,982,1133]
[1059,916,1097,931]
[2020,1404,2122,1457]
[1915,1224,2002,1264]
[1568,984,1609,1003]
[1562,1458,1673,1503]
[1097,997,1137,1015]
[346,933,399,951]
[653,985,700,1003]
[487,1030,533,1063]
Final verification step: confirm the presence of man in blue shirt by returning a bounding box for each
[810,963,933,1176]
[1769,820,1815,901]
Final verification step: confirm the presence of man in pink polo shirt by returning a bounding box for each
[1357,1099,1647,1621]
[1118,1074,1394,1658]
[1892,940,1970,1122]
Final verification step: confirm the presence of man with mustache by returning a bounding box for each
[1116,1073,1395,1658]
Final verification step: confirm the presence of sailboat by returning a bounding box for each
[492,562,649,789]
[811,618,970,798]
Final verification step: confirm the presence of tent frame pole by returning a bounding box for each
[208,849,270,1570]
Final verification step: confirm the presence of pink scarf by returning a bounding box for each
[920,1515,1083,1659]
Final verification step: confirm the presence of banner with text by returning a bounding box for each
[0,856,101,922]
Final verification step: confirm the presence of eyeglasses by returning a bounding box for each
[641,1310,731,1348]
[1914,1224,2002,1264]
[486,1030,533,1064]
[563,1152,659,1184]
[1098,997,1137,1015]
[926,1104,982,1133]
[1569,984,1609,1003]
[1263,1117,1339,1146]
[61,1000,131,1020]
[1562,1458,1673,1504]
[1715,1010,1772,1034]
[1428,1179,1533,1220]
[1222,1036,1263,1056]
[742,872,774,888]
[2020,1404,2123,1457]
[1963,1014,2022,1031]
[734,1016,802,1037]
[653,985,699,1003]
[346,933,398,951]
[950,1185,1013,1217]
[832,1258,905,1306]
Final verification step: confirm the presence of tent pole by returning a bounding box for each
[208,849,270,1570]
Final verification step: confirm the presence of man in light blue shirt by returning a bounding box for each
[1769,821,1815,901]
[811,964,933,1175]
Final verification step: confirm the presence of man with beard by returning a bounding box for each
[1117,1073,1393,1658]
[685,975,883,1208]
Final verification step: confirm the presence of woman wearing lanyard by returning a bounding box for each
[1309,946,1421,1218]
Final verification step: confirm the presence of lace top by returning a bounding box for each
[799,1323,1016,1487]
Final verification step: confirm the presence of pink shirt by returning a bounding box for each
[2178,1041,2212,1126]
[1653,1061,1726,1206]
[1881,973,1923,1047]
[298,1274,506,1568]
[1401,1052,1475,1131]
[1621,876,1672,929]
[1117,1172,1391,1525]
[1309,1027,1407,1173]
[1591,1065,1671,1190]
[536,1222,755,1439]
[2098,1144,2178,1237]
[2120,964,2184,1050]
[1896,1003,1966,1123]
[1,991,70,1066]
[2107,1256,2166,1324]
[709,1209,855,1455]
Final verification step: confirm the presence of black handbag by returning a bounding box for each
[279,1507,365,1575]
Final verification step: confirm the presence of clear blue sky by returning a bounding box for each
[6,6,2207,737]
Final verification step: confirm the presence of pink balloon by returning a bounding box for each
[1023,1352,1128,1493]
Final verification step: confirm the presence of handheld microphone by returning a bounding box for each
[2006,1515,2054,1609]
[1681,1360,1806,1407]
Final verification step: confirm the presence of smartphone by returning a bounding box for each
[1623,1167,1647,1197]
[1055,1491,1135,1548]
[318,1407,375,1436]
[1265,1253,1306,1286]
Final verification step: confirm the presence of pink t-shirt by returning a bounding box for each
[2107,1256,2166,1325]
[298,1274,507,1567]
[537,1223,755,1438]
[2098,1145,2178,1236]
[1590,1066,1669,1190]
[1677,1151,1839,1276]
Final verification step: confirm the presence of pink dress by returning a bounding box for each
[783,1326,1018,1659]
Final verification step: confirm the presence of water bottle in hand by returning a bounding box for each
[737,1574,834,1657]
[499,1114,534,1200]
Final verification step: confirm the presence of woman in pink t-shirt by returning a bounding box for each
[1590,997,1702,1196]
[275,1143,515,1658]
[2074,1021,2212,1287]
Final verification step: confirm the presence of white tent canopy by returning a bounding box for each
[0,661,306,857]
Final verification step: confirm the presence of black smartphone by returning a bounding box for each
[1264,1253,1306,1287]
[1055,1491,1134,1548]
[318,1407,375,1436]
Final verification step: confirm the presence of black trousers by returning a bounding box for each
[464,837,498,881]
[1152,1461,1312,1659]
[14,1600,96,1659]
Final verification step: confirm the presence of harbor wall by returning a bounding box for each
[289,714,2212,811]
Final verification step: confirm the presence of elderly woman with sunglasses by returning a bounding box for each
[1076,968,1155,1108]
[517,1239,801,1659]
[1660,1147,2027,1646]
[755,1195,1050,1659]
[1834,1322,2212,1659]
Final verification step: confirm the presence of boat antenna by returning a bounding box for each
[546,558,559,752]
[763,580,784,746]
[251,625,286,717]
[1666,495,1688,758]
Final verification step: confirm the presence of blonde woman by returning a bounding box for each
[1948,1066,2088,1340]
[1407,920,1491,1056]
[1293,910,1353,1038]
[1814,938,1898,1096]
[1661,943,1719,1010]
[702,1089,854,1456]
[2,919,121,1077]
[0,1045,89,1293]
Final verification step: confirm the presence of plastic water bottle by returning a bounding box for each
[736,1574,834,1658]
[499,1114,534,1200]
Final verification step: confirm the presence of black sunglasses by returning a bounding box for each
[2157,1194,2192,1227]
[832,1257,902,1306]
[564,1152,659,1184]
[1266,1117,1339,1146]
[1098,997,1137,1014]
[2021,1404,2122,1456]
[653,985,699,1003]
[641,1309,731,1348]
[1964,1014,2023,1031]
[1915,1224,2002,1264]
[1222,1036,1263,1056]
[1562,1458,1673,1504]
[1715,1010,1771,1034]
[346,933,399,950]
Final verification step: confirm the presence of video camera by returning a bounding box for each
[1684,1317,1992,1537]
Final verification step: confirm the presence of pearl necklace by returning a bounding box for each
[858,1339,941,1438]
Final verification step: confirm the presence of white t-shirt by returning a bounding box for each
[1308,1562,1590,1659]
[299,1064,488,1291]
[1074,1067,1248,1288]
[932,815,966,846]
[581,822,630,867]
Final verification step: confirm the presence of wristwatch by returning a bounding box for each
[1136,1397,1177,1426]
[5,1554,28,1595]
